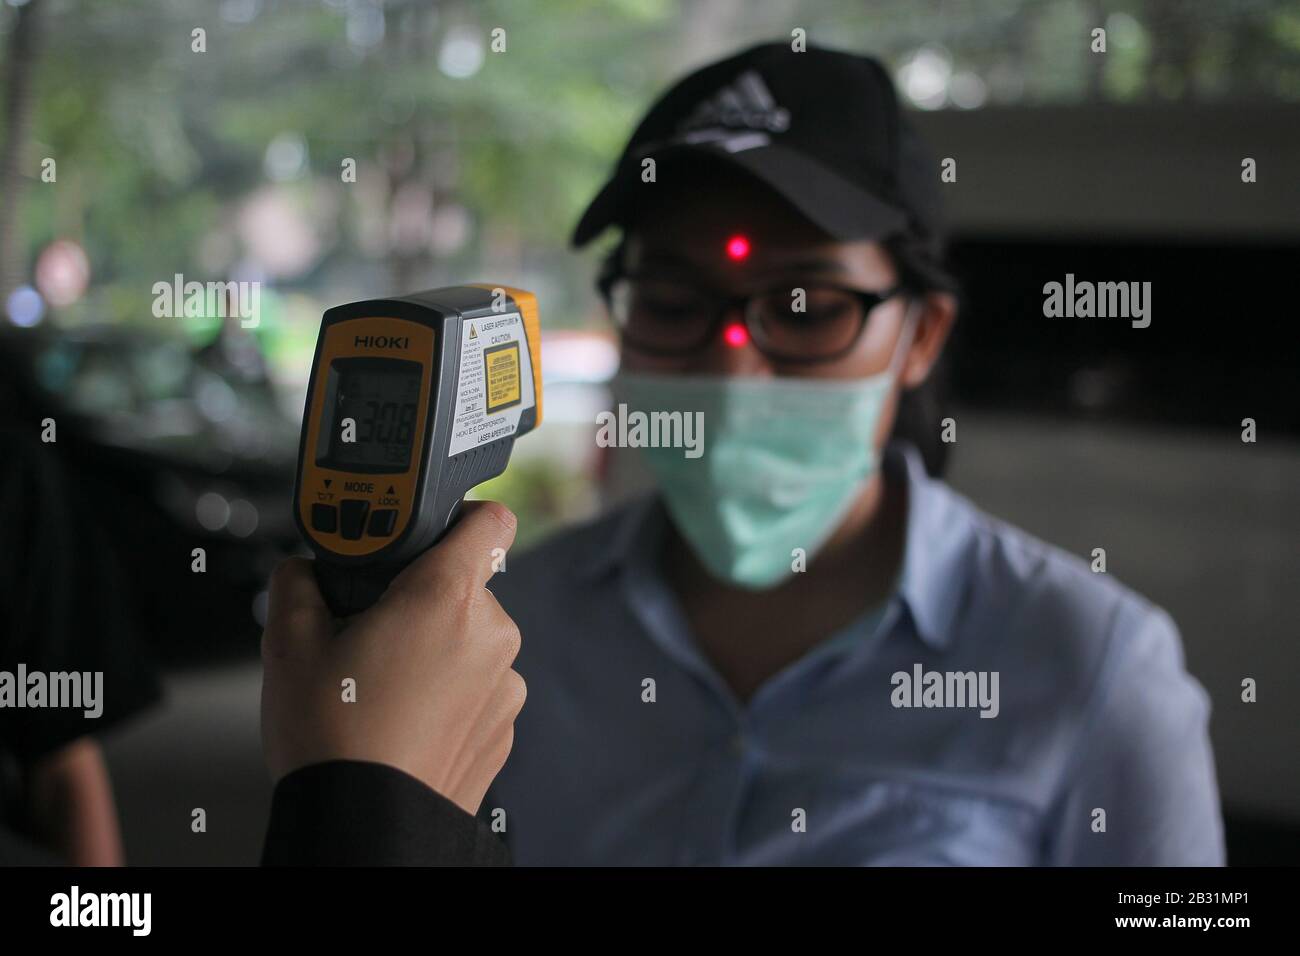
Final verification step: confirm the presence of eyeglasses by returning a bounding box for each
[599,272,905,363]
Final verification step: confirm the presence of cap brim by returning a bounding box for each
[571,140,909,247]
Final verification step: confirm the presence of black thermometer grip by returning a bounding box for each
[312,499,466,619]
[313,561,404,619]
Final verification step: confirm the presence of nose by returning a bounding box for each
[691,310,773,377]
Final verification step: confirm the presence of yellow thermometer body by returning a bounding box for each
[293,285,542,616]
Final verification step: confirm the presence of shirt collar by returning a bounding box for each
[572,493,661,583]
[572,441,976,653]
[890,441,976,653]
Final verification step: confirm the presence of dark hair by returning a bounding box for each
[881,233,959,479]
[598,224,960,479]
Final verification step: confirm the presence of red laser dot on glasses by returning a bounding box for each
[723,322,749,348]
[725,234,750,261]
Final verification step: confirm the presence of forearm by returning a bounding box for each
[28,737,125,866]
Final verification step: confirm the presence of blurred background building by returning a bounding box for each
[1,0,1296,864]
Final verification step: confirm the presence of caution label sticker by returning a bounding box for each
[484,342,521,412]
[448,311,536,458]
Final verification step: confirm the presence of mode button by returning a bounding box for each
[339,499,370,540]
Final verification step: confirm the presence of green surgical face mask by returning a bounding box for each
[610,314,914,590]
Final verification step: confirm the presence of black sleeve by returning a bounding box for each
[0,824,62,865]
[0,429,162,766]
[261,760,512,866]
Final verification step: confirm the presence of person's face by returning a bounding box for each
[616,168,954,403]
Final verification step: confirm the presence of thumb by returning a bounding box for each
[388,500,517,597]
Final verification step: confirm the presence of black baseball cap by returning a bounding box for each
[571,42,945,261]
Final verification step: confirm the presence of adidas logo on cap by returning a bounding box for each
[679,70,791,135]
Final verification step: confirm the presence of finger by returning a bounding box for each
[262,557,332,664]
[390,500,517,596]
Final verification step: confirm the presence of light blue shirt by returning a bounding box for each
[487,443,1225,865]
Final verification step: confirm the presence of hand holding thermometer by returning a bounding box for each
[293,285,542,618]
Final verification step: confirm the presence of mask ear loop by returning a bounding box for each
[885,296,923,380]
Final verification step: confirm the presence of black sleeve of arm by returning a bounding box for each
[0,428,162,766]
[261,760,512,866]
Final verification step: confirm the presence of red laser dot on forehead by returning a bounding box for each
[725,234,750,261]
[723,322,749,348]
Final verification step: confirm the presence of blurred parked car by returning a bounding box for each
[1,324,301,665]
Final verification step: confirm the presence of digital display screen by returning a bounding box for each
[319,358,421,472]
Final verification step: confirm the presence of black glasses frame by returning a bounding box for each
[597,271,907,364]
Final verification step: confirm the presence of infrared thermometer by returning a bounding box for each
[293,285,542,617]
